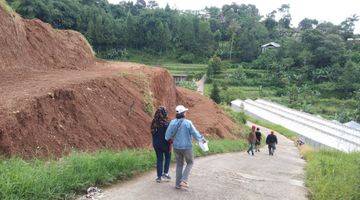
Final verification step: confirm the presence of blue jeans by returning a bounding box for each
[247,143,255,155]
[268,143,276,155]
[154,148,171,178]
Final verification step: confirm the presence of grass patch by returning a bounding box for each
[128,72,154,116]
[178,80,197,91]
[305,150,360,200]
[0,150,156,200]
[246,115,298,140]
[161,63,207,77]
[0,139,247,200]
[0,0,13,13]
[221,104,247,125]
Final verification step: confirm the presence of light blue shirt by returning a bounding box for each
[165,118,204,150]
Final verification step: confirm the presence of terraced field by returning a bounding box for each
[161,63,207,75]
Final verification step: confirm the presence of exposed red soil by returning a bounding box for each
[0,7,241,158]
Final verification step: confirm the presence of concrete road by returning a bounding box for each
[87,129,307,200]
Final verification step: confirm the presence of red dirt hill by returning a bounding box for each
[0,6,241,158]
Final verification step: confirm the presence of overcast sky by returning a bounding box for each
[108,0,360,33]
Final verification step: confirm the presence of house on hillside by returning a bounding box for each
[261,42,281,53]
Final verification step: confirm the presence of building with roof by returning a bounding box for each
[261,42,281,52]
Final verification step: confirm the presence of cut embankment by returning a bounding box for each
[0,139,247,200]
[305,150,360,200]
[0,67,241,158]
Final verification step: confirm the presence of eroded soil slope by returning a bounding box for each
[0,7,241,158]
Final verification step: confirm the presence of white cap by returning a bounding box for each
[175,105,188,114]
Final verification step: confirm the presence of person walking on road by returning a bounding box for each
[266,131,278,156]
[165,105,206,190]
[255,128,262,152]
[247,126,257,156]
[151,106,171,183]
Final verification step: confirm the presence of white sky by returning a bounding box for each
[108,0,360,33]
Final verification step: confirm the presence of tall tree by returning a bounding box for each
[298,18,318,31]
[210,82,221,104]
[340,14,359,40]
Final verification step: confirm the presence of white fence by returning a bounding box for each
[231,99,360,153]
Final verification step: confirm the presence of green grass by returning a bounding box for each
[0,0,13,13]
[0,150,156,200]
[204,84,276,104]
[220,104,247,125]
[161,63,207,75]
[246,115,298,140]
[0,139,247,200]
[305,150,360,200]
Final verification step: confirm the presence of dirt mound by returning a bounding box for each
[0,66,240,158]
[0,6,241,158]
[0,7,94,74]
[177,88,239,139]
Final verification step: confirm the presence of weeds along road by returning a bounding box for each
[85,128,308,200]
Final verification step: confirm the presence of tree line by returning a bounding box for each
[6,0,360,101]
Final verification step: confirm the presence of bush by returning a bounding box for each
[220,87,244,104]
[178,81,197,91]
[96,48,129,60]
[221,104,247,124]
[187,72,205,81]
[210,82,221,104]
[178,53,195,64]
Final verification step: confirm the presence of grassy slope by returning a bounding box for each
[304,150,360,200]
[0,139,247,200]
[162,63,207,75]
[0,0,13,13]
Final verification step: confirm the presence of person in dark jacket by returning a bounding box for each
[266,131,278,156]
[151,106,171,182]
[255,128,262,152]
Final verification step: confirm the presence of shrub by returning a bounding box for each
[210,82,221,104]
[178,81,197,91]
[178,53,195,64]
[221,104,247,124]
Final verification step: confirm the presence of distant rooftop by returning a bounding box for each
[261,42,281,48]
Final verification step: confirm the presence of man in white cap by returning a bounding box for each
[165,105,205,189]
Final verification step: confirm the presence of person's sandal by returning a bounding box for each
[180,181,189,188]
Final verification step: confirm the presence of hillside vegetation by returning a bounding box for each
[9,0,358,122]
[305,150,360,200]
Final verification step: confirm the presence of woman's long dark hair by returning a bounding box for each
[151,106,169,134]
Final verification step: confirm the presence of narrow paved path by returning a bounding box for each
[89,125,307,200]
[196,75,206,95]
